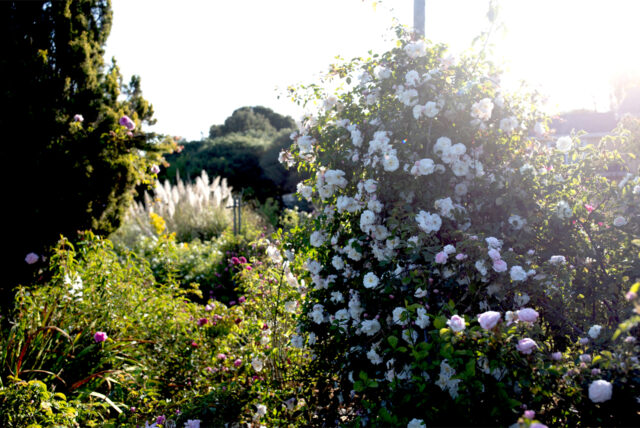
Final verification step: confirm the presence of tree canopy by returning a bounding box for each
[0,0,175,309]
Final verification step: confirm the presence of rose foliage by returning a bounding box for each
[282,28,640,427]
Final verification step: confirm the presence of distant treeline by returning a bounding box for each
[162,106,303,201]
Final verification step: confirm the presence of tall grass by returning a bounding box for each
[114,170,233,245]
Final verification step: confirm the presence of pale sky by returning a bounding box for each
[105,0,640,141]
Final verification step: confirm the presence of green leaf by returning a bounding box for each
[387,335,399,349]
[434,316,447,329]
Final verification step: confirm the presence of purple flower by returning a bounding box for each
[197,318,208,326]
[238,296,246,304]
[524,410,535,419]
[238,256,247,264]
[73,114,84,122]
[156,415,166,425]
[25,252,39,264]
[234,358,242,367]
[119,115,135,130]
[94,331,108,343]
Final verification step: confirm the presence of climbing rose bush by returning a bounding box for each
[282,27,639,427]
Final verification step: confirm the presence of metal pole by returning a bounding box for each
[414,0,425,36]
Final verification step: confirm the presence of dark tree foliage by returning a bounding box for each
[208,106,296,139]
[0,0,175,311]
[166,106,300,201]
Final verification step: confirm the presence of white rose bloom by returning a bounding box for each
[485,237,503,250]
[443,244,456,255]
[613,216,627,227]
[416,210,442,234]
[330,291,344,303]
[588,324,602,339]
[310,231,326,247]
[297,135,315,154]
[633,184,640,194]
[407,418,426,428]
[364,179,377,193]
[310,304,325,324]
[434,137,452,156]
[367,199,383,213]
[405,70,421,86]
[373,225,390,241]
[471,98,494,121]
[556,200,573,219]
[291,334,304,348]
[383,154,400,171]
[510,266,527,281]
[361,319,381,336]
[424,101,439,118]
[435,197,455,219]
[402,329,419,344]
[334,309,350,324]
[451,158,470,177]
[363,272,380,289]
[415,287,428,298]
[416,307,431,329]
[588,379,612,403]
[534,121,547,136]
[556,136,572,153]
[367,347,384,364]
[284,300,297,313]
[415,158,435,176]
[499,116,519,134]
[475,260,488,276]
[393,307,409,325]
[450,143,466,156]
[397,87,419,106]
[549,255,566,265]
[360,209,375,227]
[251,357,264,372]
[508,214,526,230]
[305,259,322,275]
[336,196,359,213]
[324,169,348,188]
[332,256,345,270]
[296,182,313,200]
[404,40,427,58]
[374,66,392,80]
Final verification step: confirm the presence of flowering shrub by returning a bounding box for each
[283,27,639,426]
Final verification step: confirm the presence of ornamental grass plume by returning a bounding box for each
[114,170,235,244]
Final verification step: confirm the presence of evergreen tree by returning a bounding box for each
[0,0,175,311]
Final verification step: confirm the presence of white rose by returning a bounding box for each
[556,136,572,153]
[588,379,612,403]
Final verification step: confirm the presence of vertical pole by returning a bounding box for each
[237,195,242,235]
[414,0,425,37]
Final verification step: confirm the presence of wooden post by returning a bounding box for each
[414,0,425,36]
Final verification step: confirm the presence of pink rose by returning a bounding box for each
[477,311,501,330]
[447,315,465,332]
[25,252,39,264]
[94,331,108,343]
[517,308,539,323]
[516,338,537,354]
[119,115,135,130]
[234,358,242,368]
[73,114,84,122]
[524,410,535,419]
[492,259,507,272]
[435,251,448,264]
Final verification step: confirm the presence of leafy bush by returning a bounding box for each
[283,26,639,427]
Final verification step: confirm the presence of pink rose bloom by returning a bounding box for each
[488,248,501,261]
[477,311,501,330]
[435,251,448,264]
[524,410,535,419]
[94,331,108,343]
[238,296,246,304]
[584,203,594,213]
[25,252,39,264]
[197,318,208,326]
[233,358,242,367]
[150,164,160,174]
[455,253,467,261]
[516,338,537,354]
[119,115,135,130]
[447,315,465,332]
[73,114,84,122]
[492,259,507,272]
[217,353,226,360]
[517,308,539,323]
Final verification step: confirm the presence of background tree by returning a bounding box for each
[166,106,300,202]
[0,0,175,312]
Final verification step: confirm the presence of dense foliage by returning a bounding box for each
[164,106,301,202]
[283,28,640,427]
[1,0,176,308]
